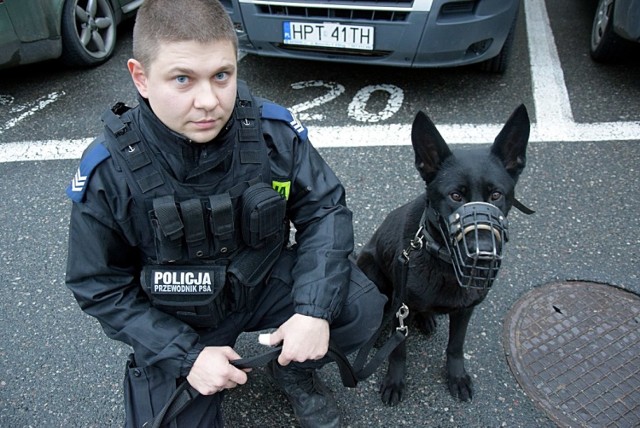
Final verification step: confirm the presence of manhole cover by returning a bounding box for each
[503,281,640,427]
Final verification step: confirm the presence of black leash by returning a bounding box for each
[146,298,413,428]
[144,341,370,428]
[145,224,428,428]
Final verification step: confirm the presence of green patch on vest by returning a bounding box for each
[272,180,291,200]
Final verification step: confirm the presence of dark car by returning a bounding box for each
[590,0,640,62]
[223,0,521,73]
[0,0,141,70]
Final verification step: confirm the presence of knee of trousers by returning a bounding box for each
[123,354,223,428]
[329,262,387,354]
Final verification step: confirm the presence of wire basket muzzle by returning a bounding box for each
[439,202,509,290]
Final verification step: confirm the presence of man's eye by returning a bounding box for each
[215,72,228,81]
[175,76,189,84]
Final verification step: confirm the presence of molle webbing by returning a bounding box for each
[181,198,210,259]
[101,107,165,194]
[209,192,236,255]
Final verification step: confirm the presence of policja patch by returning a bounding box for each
[140,265,228,328]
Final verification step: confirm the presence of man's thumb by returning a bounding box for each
[258,331,283,347]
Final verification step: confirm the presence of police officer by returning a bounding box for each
[64,0,385,427]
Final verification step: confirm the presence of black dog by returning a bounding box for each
[357,105,531,405]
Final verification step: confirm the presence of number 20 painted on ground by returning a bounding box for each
[288,80,404,123]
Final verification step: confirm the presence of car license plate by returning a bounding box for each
[283,21,374,51]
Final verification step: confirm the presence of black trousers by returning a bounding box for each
[123,252,387,427]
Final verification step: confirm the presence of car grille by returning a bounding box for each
[256,2,411,22]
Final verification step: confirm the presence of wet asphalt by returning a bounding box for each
[2,138,638,427]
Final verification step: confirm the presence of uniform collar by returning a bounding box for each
[136,95,236,156]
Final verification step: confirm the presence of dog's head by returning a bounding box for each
[411,105,531,289]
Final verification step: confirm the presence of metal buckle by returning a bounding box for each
[395,303,410,336]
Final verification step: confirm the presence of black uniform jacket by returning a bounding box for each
[65,93,354,378]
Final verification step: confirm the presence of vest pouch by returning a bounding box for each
[227,235,285,311]
[151,196,184,263]
[241,182,286,249]
[141,265,227,328]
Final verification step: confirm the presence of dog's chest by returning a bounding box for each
[404,252,488,313]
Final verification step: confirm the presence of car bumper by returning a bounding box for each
[613,0,640,42]
[224,0,519,68]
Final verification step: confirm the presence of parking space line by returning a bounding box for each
[1,0,638,164]
[524,0,573,125]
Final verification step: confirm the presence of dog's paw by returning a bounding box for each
[415,312,437,336]
[447,372,473,401]
[379,376,405,406]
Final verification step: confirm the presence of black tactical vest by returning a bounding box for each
[100,82,288,327]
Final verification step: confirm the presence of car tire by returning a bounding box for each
[590,0,630,62]
[60,0,117,67]
[479,13,516,74]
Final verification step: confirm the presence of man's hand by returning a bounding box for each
[186,346,250,395]
[261,314,330,366]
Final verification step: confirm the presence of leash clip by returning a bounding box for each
[401,226,425,263]
[395,303,409,336]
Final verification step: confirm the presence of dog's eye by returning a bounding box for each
[490,191,503,201]
[450,192,463,202]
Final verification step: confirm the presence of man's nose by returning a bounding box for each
[194,82,219,110]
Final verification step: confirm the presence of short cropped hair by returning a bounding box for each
[132,0,238,68]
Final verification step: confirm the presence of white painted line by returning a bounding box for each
[0,139,91,163]
[1,0,638,164]
[524,0,574,125]
[0,91,66,133]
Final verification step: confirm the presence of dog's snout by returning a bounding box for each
[457,225,503,258]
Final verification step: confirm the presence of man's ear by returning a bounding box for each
[127,59,149,98]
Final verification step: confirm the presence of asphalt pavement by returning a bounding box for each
[2,136,639,427]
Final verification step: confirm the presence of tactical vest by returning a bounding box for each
[101,82,288,328]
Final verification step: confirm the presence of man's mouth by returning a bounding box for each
[193,119,217,129]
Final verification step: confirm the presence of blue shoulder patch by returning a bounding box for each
[261,102,308,141]
[66,141,111,203]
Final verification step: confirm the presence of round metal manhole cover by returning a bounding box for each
[503,281,640,427]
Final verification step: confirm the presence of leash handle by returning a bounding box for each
[143,342,360,427]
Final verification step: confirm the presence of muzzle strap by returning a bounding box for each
[513,197,535,215]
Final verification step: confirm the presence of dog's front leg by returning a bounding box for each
[379,320,407,406]
[446,307,474,401]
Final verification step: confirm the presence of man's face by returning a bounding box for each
[128,40,237,143]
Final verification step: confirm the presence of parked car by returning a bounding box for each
[0,0,142,70]
[590,0,640,62]
[222,0,520,73]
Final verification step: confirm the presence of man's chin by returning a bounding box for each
[186,129,221,144]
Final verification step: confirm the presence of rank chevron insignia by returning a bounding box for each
[71,168,87,192]
[65,141,110,203]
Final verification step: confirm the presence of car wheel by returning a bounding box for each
[479,13,516,74]
[60,0,117,67]
[590,0,628,62]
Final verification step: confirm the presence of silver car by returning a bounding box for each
[223,0,521,72]
[590,0,640,62]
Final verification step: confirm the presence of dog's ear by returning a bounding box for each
[491,104,530,180]
[411,111,452,183]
